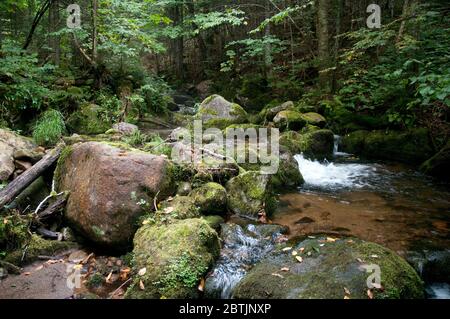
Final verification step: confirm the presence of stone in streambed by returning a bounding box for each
[232,236,424,299]
[125,218,220,299]
[190,182,227,215]
[55,142,176,249]
[226,171,276,219]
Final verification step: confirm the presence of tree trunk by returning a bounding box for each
[316,0,330,92]
[0,145,64,209]
[48,0,60,65]
[169,3,184,80]
[92,0,98,61]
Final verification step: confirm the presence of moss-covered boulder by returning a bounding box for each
[341,130,370,154]
[273,110,306,131]
[55,142,176,249]
[279,131,303,154]
[202,215,225,232]
[342,129,434,164]
[190,182,227,215]
[265,101,295,121]
[272,150,304,190]
[196,95,248,129]
[420,140,450,181]
[226,171,276,219]
[298,129,335,160]
[67,104,111,135]
[156,196,200,222]
[232,236,424,299]
[125,218,220,299]
[300,112,327,128]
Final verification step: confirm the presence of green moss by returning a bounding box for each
[300,112,327,128]
[154,196,200,223]
[341,130,369,154]
[125,218,220,299]
[226,171,277,219]
[201,215,225,231]
[273,110,307,131]
[279,131,302,154]
[365,129,434,164]
[190,182,227,215]
[54,145,74,190]
[233,237,424,299]
[298,129,335,160]
[4,234,76,266]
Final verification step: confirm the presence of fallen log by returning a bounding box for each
[0,143,64,210]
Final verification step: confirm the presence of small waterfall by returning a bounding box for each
[205,223,285,299]
[294,154,377,189]
[333,135,350,157]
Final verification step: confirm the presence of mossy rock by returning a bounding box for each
[279,131,303,154]
[157,196,200,222]
[223,124,263,135]
[4,234,77,266]
[420,140,450,181]
[196,95,248,130]
[300,112,327,128]
[66,104,111,135]
[190,182,227,215]
[343,129,434,164]
[271,151,304,191]
[125,218,220,299]
[298,129,335,160]
[226,171,277,219]
[264,101,295,121]
[273,110,306,131]
[341,130,370,154]
[232,236,424,299]
[202,215,225,232]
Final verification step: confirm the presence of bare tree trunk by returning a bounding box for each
[48,0,60,65]
[316,0,330,92]
[23,0,53,50]
[92,0,98,61]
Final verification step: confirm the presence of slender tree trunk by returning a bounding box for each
[92,0,98,61]
[48,0,60,65]
[170,3,184,80]
[316,0,330,92]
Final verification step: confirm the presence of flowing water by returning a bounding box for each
[208,138,450,299]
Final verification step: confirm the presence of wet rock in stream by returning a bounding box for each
[204,222,288,299]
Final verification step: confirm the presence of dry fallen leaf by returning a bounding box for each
[138,267,147,276]
[23,272,31,276]
[370,254,379,258]
[106,271,113,284]
[120,267,131,281]
[198,278,205,292]
[344,287,351,295]
[139,280,145,290]
[164,207,175,214]
[295,256,303,263]
[367,289,374,299]
[299,247,305,253]
[81,253,94,264]
[271,273,284,279]
[34,265,44,272]
[356,258,364,263]
[3,219,8,224]
[344,295,350,299]
[142,219,150,225]
[292,251,298,256]
[326,237,337,243]
[282,247,292,252]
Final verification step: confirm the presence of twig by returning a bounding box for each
[153,190,161,212]
[109,278,133,299]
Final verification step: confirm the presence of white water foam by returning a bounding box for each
[294,154,377,189]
